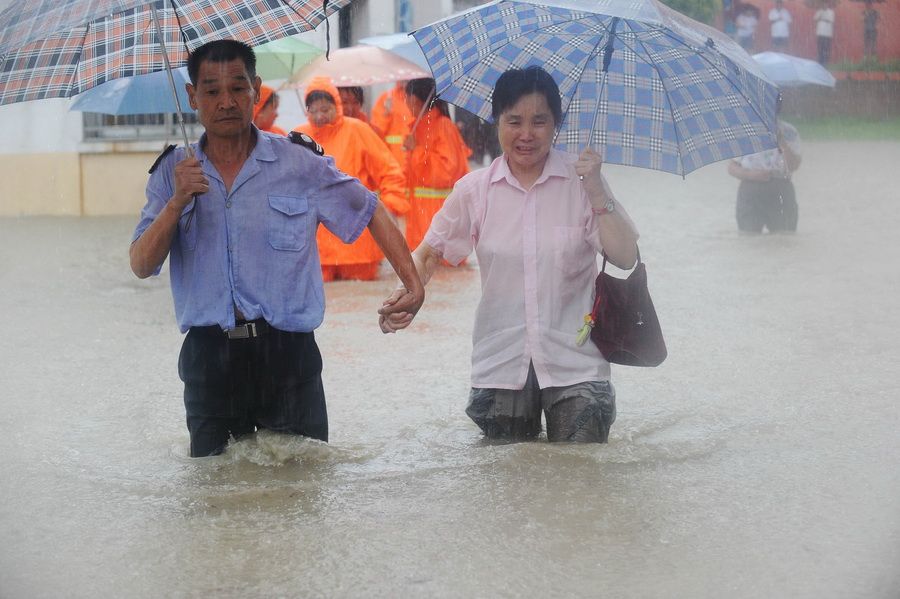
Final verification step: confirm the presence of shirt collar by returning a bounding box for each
[489,148,569,188]
[194,124,276,163]
[251,125,277,162]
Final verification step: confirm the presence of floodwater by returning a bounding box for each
[1,141,899,598]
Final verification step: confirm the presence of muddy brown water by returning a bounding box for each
[1,141,899,598]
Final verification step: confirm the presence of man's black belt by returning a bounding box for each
[225,319,269,339]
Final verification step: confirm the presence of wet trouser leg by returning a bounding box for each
[179,327,253,457]
[254,328,328,443]
[466,364,616,443]
[736,179,797,233]
[466,366,542,441]
[544,381,617,443]
[736,181,766,233]
[775,180,798,232]
[179,325,327,457]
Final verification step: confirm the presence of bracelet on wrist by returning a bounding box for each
[592,198,616,216]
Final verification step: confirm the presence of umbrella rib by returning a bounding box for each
[169,0,193,56]
[654,28,774,147]
[435,10,609,96]
[280,1,317,33]
[67,24,88,97]
[616,31,687,176]
[553,30,608,149]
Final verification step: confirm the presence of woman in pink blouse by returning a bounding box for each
[381,66,639,443]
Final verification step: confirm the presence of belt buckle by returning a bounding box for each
[226,322,257,339]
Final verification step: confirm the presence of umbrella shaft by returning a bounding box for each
[150,2,192,156]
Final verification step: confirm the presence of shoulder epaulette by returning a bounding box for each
[288,131,325,156]
[148,144,176,174]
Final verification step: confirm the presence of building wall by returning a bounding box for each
[0,99,84,215]
[19,1,896,217]
[81,152,160,216]
[745,1,900,63]
[0,13,347,218]
[0,152,82,216]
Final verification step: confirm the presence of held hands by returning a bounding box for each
[378,286,423,334]
[172,156,208,209]
[575,148,613,206]
[403,134,416,152]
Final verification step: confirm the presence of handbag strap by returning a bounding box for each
[600,246,641,273]
[593,245,642,321]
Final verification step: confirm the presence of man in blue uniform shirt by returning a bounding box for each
[130,40,424,457]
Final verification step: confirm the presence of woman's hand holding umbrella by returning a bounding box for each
[575,148,614,209]
[576,147,639,270]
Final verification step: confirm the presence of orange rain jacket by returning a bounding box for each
[253,85,287,135]
[370,83,414,177]
[294,77,408,266]
[405,106,471,250]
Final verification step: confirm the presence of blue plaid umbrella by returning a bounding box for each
[413,0,781,176]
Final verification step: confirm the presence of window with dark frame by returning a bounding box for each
[81,112,203,142]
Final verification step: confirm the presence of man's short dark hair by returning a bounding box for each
[491,66,562,125]
[187,40,257,85]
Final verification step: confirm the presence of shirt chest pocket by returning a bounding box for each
[553,225,587,275]
[268,195,310,252]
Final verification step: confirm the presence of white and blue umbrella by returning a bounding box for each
[70,66,193,115]
[412,0,781,176]
[753,52,837,88]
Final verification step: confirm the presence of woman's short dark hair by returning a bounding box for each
[188,40,257,85]
[305,90,336,108]
[491,66,562,125]
[405,78,450,117]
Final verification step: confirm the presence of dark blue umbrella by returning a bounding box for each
[70,66,194,115]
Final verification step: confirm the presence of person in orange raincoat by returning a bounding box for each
[403,78,471,252]
[295,77,409,281]
[370,81,415,177]
[338,86,369,124]
[253,84,287,135]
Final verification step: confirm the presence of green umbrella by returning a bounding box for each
[254,35,323,81]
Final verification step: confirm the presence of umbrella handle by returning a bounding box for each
[150,2,192,157]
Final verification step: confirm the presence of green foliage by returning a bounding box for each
[791,116,900,140]
[659,0,722,25]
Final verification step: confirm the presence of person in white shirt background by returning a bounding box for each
[769,0,792,51]
[727,96,802,234]
[814,1,836,65]
[735,4,759,51]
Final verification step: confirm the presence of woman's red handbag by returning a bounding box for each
[589,248,667,367]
